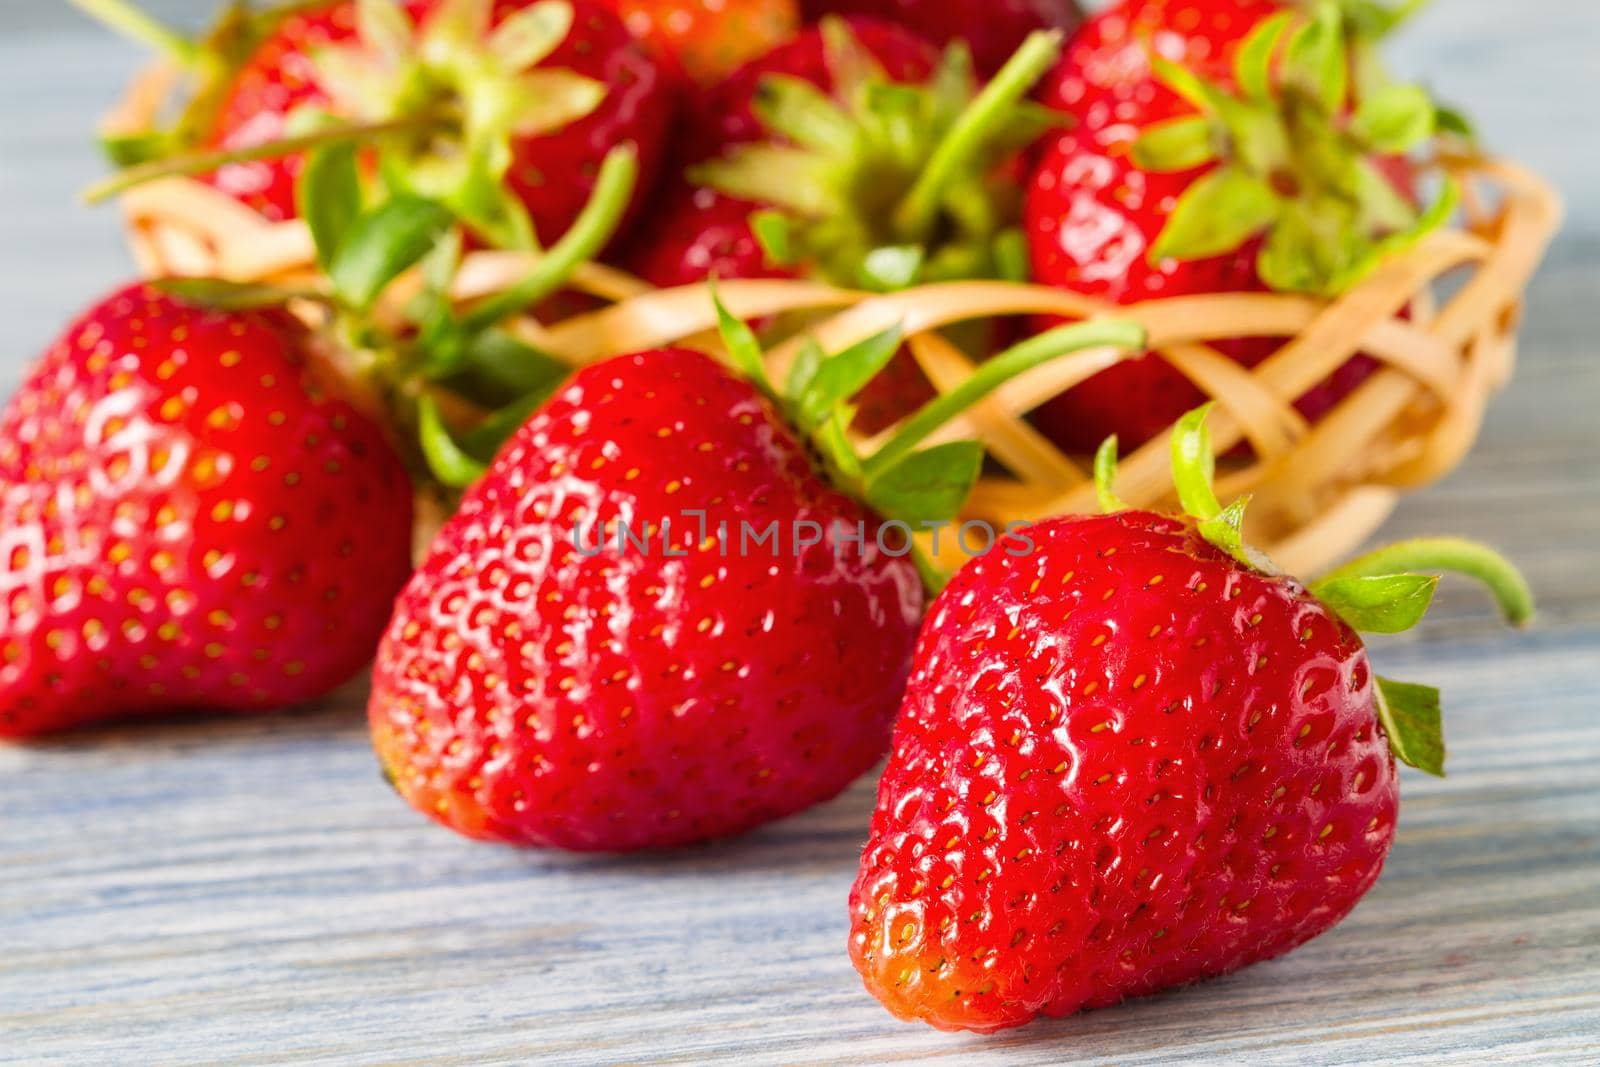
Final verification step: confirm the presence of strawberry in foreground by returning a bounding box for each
[0,284,415,739]
[368,300,1143,850]
[80,0,674,250]
[1025,0,1449,450]
[848,406,1533,1032]
[800,0,1083,76]
[600,0,800,84]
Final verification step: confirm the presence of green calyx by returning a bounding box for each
[692,20,1064,292]
[713,293,1145,590]
[80,0,607,250]
[1095,404,1533,778]
[165,141,641,492]
[74,0,316,169]
[1132,0,1458,297]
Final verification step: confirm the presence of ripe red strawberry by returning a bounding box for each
[368,303,1143,849]
[0,283,415,739]
[600,0,801,84]
[801,0,1083,76]
[95,0,674,249]
[629,17,1063,291]
[848,407,1532,1031]
[622,18,1063,433]
[1024,0,1443,451]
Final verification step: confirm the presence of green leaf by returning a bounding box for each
[1352,83,1436,153]
[786,338,826,400]
[857,246,924,291]
[711,289,774,396]
[1435,103,1477,140]
[1233,10,1295,101]
[1132,116,1220,173]
[1374,676,1445,777]
[1311,536,1534,627]
[298,141,362,270]
[865,319,1147,479]
[753,74,859,154]
[818,15,886,100]
[329,195,454,310]
[792,324,904,435]
[153,277,312,310]
[418,395,489,489]
[487,0,575,71]
[356,0,413,60]
[992,228,1030,283]
[1316,573,1439,633]
[1169,403,1222,521]
[1326,175,1459,293]
[448,145,538,250]
[100,128,173,168]
[1149,166,1280,265]
[443,328,570,403]
[863,440,984,524]
[1283,2,1349,113]
[1343,0,1430,39]
[750,209,797,266]
[1148,53,1230,116]
[1093,435,1128,513]
[461,386,560,459]
[1198,495,1253,565]
[1256,203,1326,294]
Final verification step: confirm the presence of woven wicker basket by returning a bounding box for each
[109,68,1562,576]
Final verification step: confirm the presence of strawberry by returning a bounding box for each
[848,406,1532,1032]
[0,284,415,739]
[1024,0,1446,451]
[85,0,674,250]
[620,18,1064,433]
[629,17,1060,292]
[368,299,1143,849]
[800,0,1084,76]
[600,0,801,84]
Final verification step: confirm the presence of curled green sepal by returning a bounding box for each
[1166,405,1275,572]
[866,319,1147,479]
[1169,404,1223,520]
[710,284,775,397]
[1310,537,1535,627]
[418,395,490,489]
[458,143,639,333]
[706,300,1144,595]
[1093,435,1129,513]
[1374,676,1445,776]
[1315,573,1438,633]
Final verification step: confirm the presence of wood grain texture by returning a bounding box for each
[2,2,1598,1063]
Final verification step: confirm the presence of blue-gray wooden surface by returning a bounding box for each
[2,2,1598,1063]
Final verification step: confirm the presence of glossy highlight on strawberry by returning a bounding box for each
[0,283,414,738]
[847,407,1532,1032]
[850,509,1396,1031]
[369,347,925,850]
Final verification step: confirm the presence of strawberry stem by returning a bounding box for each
[82,112,448,204]
[1311,538,1535,627]
[69,0,203,67]
[1093,435,1129,513]
[892,30,1063,242]
[458,143,639,332]
[863,319,1146,478]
